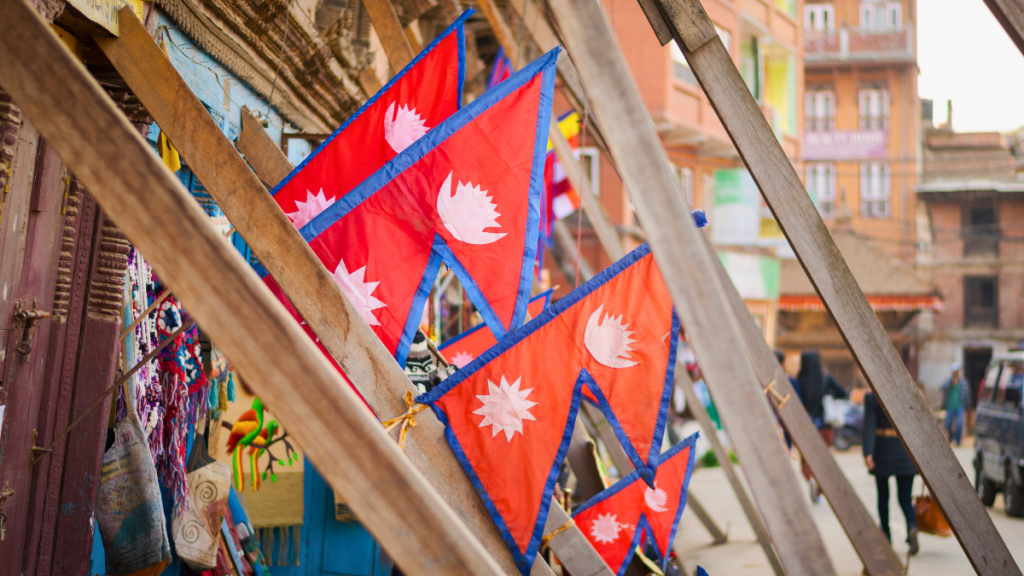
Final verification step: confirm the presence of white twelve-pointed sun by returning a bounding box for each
[437,171,507,245]
[450,350,475,368]
[331,259,386,326]
[644,482,669,512]
[286,188,336,230]
[584,304,639,369]
[384,101,429,154]
[473,375,537,442]
[590,513,623,545]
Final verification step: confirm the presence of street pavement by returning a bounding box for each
[673,438,1024,576]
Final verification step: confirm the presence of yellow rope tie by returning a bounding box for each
[764,379,791,409]
[381,390,427,450]
[540,519,576,551]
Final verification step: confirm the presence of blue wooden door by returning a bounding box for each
[270,461,391,576]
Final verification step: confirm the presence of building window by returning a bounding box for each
[860,1,902,31]
[805,90,835,131]
[674,165,694,206]
[805,4,835,31]
[859,88,889,130]
[964,276,998,328]
[670,42,698,86]
[963,203,999,256]
[806,163,836,218]
[578,147,600,198]
[859,162,889,218]
[741,37,762,101]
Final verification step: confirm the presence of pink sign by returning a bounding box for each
[803,130,887,160]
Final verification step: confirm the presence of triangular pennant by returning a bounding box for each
[573,434,698,576]
[439,290,552,368]
[296,48,559,366]
[418,243,676,574]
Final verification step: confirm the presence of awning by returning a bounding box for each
[779,294,943,312]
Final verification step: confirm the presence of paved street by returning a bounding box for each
[674,439,1024,576]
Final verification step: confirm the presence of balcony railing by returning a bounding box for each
[805,25,915,64]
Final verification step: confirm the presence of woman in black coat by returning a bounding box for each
[863,392,919,554]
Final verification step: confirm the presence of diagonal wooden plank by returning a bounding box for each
[94,8,549,576]
[543,0,836,574]
[655,1,1021,574]
[983,0,1024,57]
[698,232,903,576]
[0,2,505,574]
[361,0,417,69]
[234,113,612,576]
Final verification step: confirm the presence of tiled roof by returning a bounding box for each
[780,230,936,297]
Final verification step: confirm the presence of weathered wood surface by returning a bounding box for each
[544,1,835,574]
[360,0,417,70]
[544,503,614,576]
[234,113,605,576]
[0,2,507,574]
[658,1,1019,573]
[675,367,783,574]
[984,0,1024,57]
[699,233,903,576]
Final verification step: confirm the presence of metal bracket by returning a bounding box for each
[13,302,50,361]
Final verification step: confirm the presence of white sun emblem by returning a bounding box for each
[590,513,623,545]
[584,304,639,369]
[436,171,507,245]
[644,482,669,513]
[331,259,386,326]
[384,101,429,154]
[286,188,336,230]
[473,375,537,442]
[450,350,475,368]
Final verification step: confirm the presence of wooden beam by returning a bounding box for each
[657,1,1020,574]
[234,115,610,576]
[675,367,783,574]
[544,1,836,575]
[984,0,1024,57]
[361,0,417,70]
[700,233,903,576]
[0,2,507,574]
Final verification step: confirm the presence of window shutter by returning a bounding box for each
[860,163,869,216]
[804,6,813,30]
[859,90,868,129]
[860,5,871,28]
[883,163,891,216]
[888,3,901,29]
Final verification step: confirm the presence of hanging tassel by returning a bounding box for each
[293,525,301,566]
[267,527,274,565]
[218,375,229,413]
[261,528,272,565]
[208,379,219,410]
[226,372,236,402]
[278,527,288,566]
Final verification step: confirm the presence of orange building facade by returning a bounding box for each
[802,0,920,261]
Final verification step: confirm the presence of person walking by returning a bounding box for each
[796,350,848,502]
[940,362,972,447]
[863,391,919,554]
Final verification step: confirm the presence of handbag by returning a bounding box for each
[96,410,173,576]
[914,486,952,537]
[173,419,233,571]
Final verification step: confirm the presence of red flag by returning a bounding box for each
[418,243,677,574]
[292,48,559,366]
[269,11,470,227]
[255,12,472,378]
[573,434,698,576]
[439,290,551,368]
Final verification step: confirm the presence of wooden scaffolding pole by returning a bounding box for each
[0,2,505,574]
[984,0,1024,57]
[638,1,1020,574]
[544,0,836,574]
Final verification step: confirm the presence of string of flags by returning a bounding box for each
[253,18,712,574]
[418,243,679,574]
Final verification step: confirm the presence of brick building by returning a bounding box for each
[802,0,920,261]
[916,121,1024,404]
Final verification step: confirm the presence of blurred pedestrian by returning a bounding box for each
[940,362,972,447]
[796,350,848,502]
[863,391,919,554]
